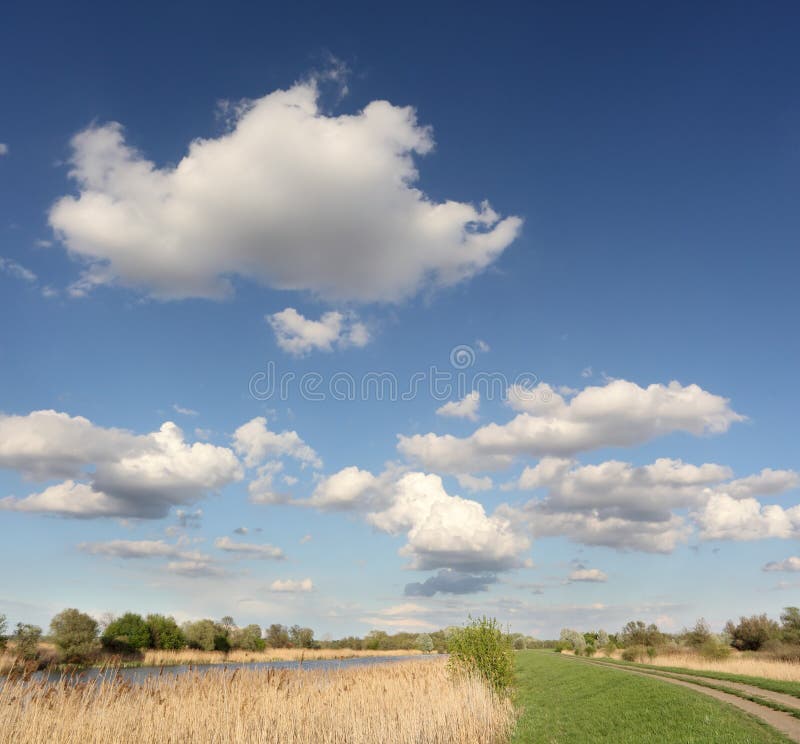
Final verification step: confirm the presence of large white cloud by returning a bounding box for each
[694,493,800,541]
[0,412,242,518]
[308,468,530,572]
[512,455,797,552]
[49,79,522,302]
[399,379,745,473]
[0,410,143,480]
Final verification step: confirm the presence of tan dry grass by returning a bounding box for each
[640,651,800,682]
[141,646,423,667]
[0,659,514,744]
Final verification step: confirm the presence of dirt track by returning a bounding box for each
[563,655,800,743]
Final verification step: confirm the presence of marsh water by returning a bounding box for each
[25,653,436,685]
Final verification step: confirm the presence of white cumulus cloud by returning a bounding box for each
[399,379,745,474]
[436,391,480,421]
[49,78,521,303]
[268,308,370,355]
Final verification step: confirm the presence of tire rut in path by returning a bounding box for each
[560,654,800,743]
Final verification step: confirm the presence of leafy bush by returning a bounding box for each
[684,618,712,648]
[447,616,514,696]
[182,619,219,651]
[146,614,186,650]
[231,624,266,651]
[13,623,42,661]
[559,628,586,655]
[760,639,800,662]
[0,613,7,651]
[621,645,647,662]
[724,614,780,651]
[50,608,99,664]
[102,613,152,653]
[699,639,732,660]
[415,633,434,654]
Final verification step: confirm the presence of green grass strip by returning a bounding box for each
[513,651,792,743]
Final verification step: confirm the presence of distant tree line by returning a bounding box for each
[0,608,468,666]
[556,607,800,662]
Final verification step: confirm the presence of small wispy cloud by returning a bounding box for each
[0,257,37,283]
[172,404,199,416]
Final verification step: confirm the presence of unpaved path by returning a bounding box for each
[561,654,800,743]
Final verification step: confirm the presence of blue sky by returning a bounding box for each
[1,1,799,639]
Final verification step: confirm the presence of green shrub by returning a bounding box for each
[231,624,266,651]
[699,639,732,660]
[102,613,152,654]
[621,645,647,662]
[50,608,99,664]
[415,633,434,654]
[0,613,7,651]
[13,623,42,661]
[146,614,186,650]
[447,616,514,696]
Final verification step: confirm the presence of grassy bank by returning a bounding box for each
[512,651,792,743]
[0,658,513,743]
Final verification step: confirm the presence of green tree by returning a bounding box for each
[146,614,186,650]
[265,624,290,648]
[415,633,434,654]
[289,625,315,649]
[364,630,389,650]
[13,623,42,661]
[724,614,780,651]
[182,619,217,651]
[447,616,514,696]
[50,608,99,664]
[619,620,663,648]
[231,624,266,651]
[0,613,7,651]
[684,618,712,648]
[780,607,800,645]
[102,613,152,653]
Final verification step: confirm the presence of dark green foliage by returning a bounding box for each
[447,616,514,696]
[146,614,186,650]
[50,608,99,664]
[724,614,780,651]
[13,623,42,660]
[102,613,152,653]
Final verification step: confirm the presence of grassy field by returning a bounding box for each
[512,651,792,743]
[0,658,514,743]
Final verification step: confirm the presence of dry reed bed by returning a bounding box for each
[142,646,423,667]
[0,659,515,744]
[639,652,800,682]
